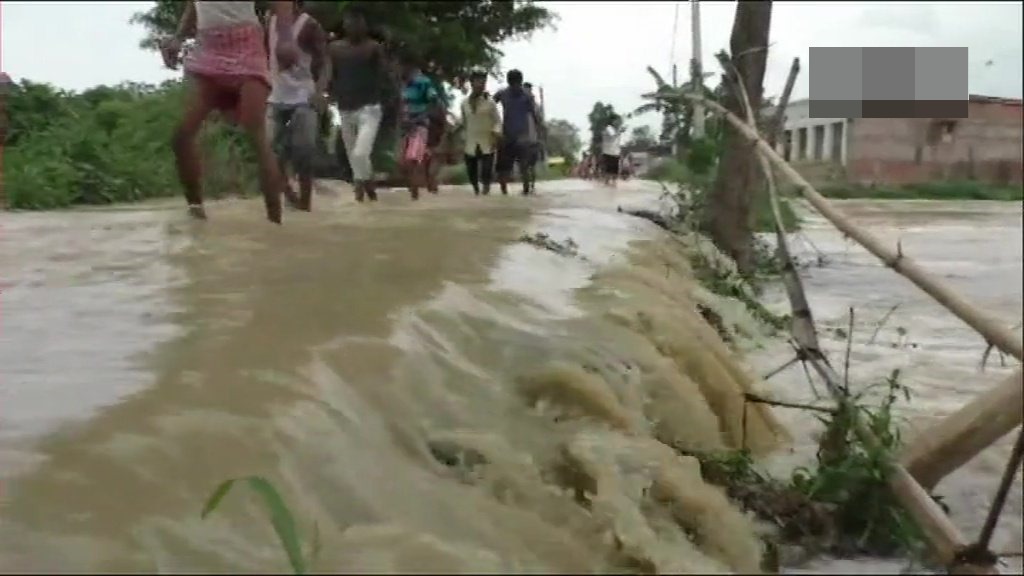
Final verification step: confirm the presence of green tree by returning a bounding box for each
[587,102,617,155]
[626,125,656,150]
[131,1,555,84]
[633,64,720,157]
[543,118,582,163]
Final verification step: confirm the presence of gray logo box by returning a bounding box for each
[809,47,968,118]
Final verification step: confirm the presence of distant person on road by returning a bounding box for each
[161,0,300,223]
[494,69,544,195]
[460,70,501,195]
[399,55,443,200]
[601,115,624,187]
[328,5,390,202]
[265,0,330,212]
[523,82,546,176]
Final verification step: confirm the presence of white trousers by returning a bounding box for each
[338,103,382,182]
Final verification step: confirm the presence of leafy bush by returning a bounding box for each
[686,136,719,176]
[647,157,799,234]
[4,79,256,210]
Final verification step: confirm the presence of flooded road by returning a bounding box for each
[753,200,1023,574]
[0,181,784,573]
[1,185,1020,574]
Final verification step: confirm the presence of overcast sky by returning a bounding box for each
[3,1,1022,135]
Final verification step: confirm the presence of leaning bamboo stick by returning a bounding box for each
[901,369,1023,491]
[679,92,1024,363]
[711,74,991,572]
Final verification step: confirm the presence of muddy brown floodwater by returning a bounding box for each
[0,184,1020,574]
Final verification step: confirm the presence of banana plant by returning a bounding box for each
[630,64,721,155]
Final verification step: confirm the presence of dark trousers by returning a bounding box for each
[464,146,494,193]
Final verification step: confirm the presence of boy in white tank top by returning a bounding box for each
[159,0,300,224]
[265,1,330,211]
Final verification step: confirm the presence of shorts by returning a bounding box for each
[267,103,319,175]
[602,154,620,176]
[495,140,535,174]
[184,24,270,122]
[401,125,430,164]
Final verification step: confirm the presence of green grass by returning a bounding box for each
[202,476,318,575]
[819,181,1023,202]
[692,370,931,567]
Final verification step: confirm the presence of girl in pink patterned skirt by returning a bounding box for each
[160,1,301,224]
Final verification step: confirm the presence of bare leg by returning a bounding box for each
[406,161,423,200]
[426,155,440,193]
[291,106,320,212]
[237,80,285,224]
[172,77,217,219]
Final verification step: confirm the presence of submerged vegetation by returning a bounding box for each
[694,370,930,570]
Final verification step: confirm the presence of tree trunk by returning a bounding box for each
[701,1,772,275]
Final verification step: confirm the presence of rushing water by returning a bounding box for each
[753,199,1024,574]
[0,185,1020,574]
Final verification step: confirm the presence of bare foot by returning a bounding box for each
[265,202,283,224]
[187,205,208,220]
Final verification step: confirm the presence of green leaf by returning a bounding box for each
[201,476,308,575]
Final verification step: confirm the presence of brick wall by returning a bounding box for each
[846,99,1023,186]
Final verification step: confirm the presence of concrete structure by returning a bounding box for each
[771,95,1023,186]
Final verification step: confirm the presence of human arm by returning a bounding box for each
[372,42,397,107]
[529,98,546,142]
[488,100,502,138]
[300,19,331,110]
[160,0,196,69]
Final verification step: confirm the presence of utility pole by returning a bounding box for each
[690,0,706,139]
[670,2,680,157]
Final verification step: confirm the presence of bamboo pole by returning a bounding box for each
[767,57,800,149]
[710,72,994,572]
[901,369,1023,491]
[679,92,1024,362]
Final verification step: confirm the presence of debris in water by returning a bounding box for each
[518,232,580,258]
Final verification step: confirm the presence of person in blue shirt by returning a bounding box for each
[399,54,442,200]
[493,69,544,195]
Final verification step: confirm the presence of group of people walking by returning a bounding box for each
[159,0,546,224]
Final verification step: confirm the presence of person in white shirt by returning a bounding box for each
[265,0,330,212]
[459,70,502,195]
[601,115,624,187]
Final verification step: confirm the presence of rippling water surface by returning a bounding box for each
[1,184,1019,574]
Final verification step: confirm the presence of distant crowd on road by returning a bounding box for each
[575,116,634,187]
[159,0,550,224]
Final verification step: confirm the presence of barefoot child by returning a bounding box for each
[399,55,443,200]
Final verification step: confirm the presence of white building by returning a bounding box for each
[770,99,850,166]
